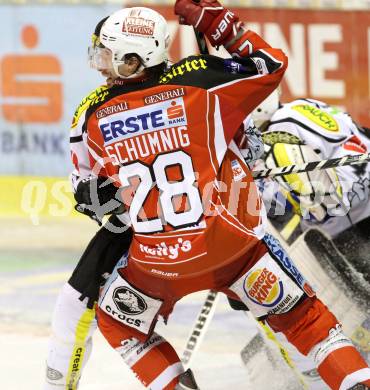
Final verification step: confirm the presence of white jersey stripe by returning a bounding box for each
[135,231,204,238]
[213,95,228,166]
[216,196,257,237]
[206,93,218,176]
[210,199,253,237]
[87,144,105,167]
[339,368,370,390]
[148,362,184,390]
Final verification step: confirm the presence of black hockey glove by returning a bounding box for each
[74,176,125,226]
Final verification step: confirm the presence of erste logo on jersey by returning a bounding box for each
[293,104,339,132]
[243,267,284,307]
[99,97,188,145]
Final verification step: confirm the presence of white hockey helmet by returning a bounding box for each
[252,88,280,128]
[99,7,170,78]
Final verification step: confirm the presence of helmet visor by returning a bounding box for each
[88,46,113,71]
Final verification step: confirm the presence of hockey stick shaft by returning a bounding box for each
[253,152,370,179]
[180,3,217,371]
[194,28,209,55]
[193,0,210,55]
[181,289,219,369]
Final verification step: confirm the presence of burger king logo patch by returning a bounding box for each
[243,267,284,307]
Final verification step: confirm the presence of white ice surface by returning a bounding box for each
[1,292,277,390]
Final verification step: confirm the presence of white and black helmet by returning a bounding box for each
[99,7,170,77]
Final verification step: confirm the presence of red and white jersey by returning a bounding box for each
[84,33,287,288]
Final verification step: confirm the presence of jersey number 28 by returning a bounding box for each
[119,150,203,233]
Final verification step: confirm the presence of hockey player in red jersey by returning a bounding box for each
[80,2,370,389]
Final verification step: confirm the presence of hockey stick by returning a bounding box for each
[253,152,370,179]
[180,20,217,370]
[192,1,210,56]
[194,28,209,55]
[181,290,219,369]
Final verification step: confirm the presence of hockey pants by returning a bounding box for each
[97,234,370,390]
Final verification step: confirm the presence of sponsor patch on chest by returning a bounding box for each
[99,97,188,145]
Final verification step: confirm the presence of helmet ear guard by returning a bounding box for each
[109,50,146,79]
[99,7,170,78]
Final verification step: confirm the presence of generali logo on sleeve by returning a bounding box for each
[123,17,155,37]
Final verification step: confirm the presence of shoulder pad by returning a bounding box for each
[273,102,349,142]
[290,103,339,132]
[285,98,329,109]
[71,85,109,130]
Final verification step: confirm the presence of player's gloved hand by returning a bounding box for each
[235,116,264,169]
[174,0,238,46]
[74,176,124,226]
